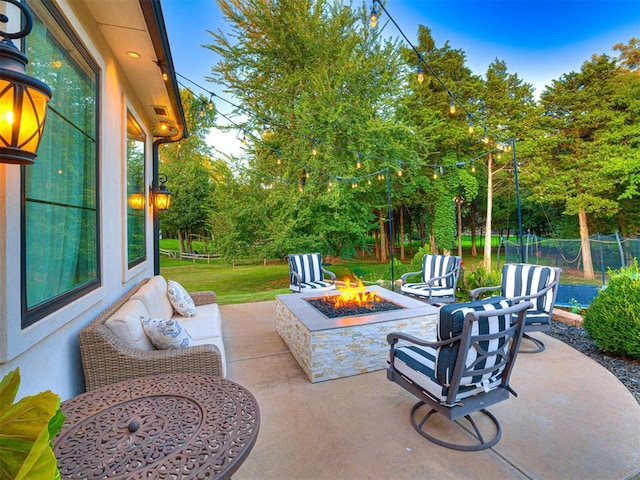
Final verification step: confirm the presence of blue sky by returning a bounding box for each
[161,0,640,155]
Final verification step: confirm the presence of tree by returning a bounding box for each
[525,50,640,278]
[160,89,216,252]
[477,60,539,270]
[206,0,407,259]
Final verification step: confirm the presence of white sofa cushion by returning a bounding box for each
[178,303,222,341]
[131,275,174,319]
[105,299,155,350]
[167,280,197,317]
[141,317,194,349]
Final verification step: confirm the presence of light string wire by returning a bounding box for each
[176,73,503,189]
[370,0,516,148]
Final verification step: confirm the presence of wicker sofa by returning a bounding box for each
[79,275,226,391]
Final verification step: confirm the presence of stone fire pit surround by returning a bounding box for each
[275,286,439,383]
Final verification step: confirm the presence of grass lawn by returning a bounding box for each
[159,245,599,304]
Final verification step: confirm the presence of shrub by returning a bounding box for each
[457,263,502,300]
[583,261,640,358]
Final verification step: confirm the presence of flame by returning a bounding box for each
[331,279,380,308]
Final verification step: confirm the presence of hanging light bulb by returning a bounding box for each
[471,160,476,173]
[449,99,456,115]
[356,154,361,169]
[199,107,205,118]
[369,4,378,28]
[208,100,214,110]
[397,168,403,177]
[482,128,489,145]
[416,64,425,84]
[277,151,282,165]
[468,117,474,134]
[311,139,317,156]
[299,182,304,193]
[433,166,439,179]
[242,134,247,145]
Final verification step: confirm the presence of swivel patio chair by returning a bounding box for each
[470,263,561,353]
[400,254,461,304]
[387,297,532,451]
[288,253,336,293]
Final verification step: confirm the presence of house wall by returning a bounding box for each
[0,0,157,400]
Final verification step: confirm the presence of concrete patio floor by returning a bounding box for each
[220,301,640,480]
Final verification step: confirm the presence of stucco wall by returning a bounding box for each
[0,0,157,401]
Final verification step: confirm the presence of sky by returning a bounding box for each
[161,0,640,157]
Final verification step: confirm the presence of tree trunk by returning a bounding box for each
[456,197,463,257]
[471,202,477,256]
[429,224,437,254]
[399,206,405,261]
[178,230,185,254]
[484,151,494,269]
[579,208,595,280]
[374,229,380,260]
[379,210,387,262]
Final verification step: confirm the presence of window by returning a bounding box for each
[21,1,99,327]
[127,112,146,268]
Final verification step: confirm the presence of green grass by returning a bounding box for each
[159,239,601,304]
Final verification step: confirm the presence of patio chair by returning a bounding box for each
[470,263,561,353]
[400,254,461,304]
[387,297,532,451]
[288,253,336,293]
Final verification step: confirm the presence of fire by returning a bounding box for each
[331,279,380,308]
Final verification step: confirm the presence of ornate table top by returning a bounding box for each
[54,373,260,479]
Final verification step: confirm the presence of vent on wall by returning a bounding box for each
[152,105,168,116]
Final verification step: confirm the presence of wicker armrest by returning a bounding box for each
[79,326,223,391]
[190,290,217,306]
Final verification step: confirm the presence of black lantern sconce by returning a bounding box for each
[0,0,52,164]
[154,173,171,211]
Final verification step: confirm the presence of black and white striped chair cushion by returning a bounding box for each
[502,263,557,315]
[288,253,335,292]
[391,297,512,403]
[422,255,459,288]
[400,284,455,298]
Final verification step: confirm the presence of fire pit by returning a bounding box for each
[275,284,438,383]
[305,280,404,318]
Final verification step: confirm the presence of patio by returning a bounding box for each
[221,300,640,480]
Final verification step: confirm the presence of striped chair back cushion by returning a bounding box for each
[289,253,324,284]
[421,255,459,288]
[436,297,513,388]
[501,264,557,313]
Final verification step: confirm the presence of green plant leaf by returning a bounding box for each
[0,369,19,411]
[0,376,61,480]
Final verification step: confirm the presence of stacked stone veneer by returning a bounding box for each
[275,288,438,383]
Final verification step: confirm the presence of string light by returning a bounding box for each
[433,166,438,179]
[369,5,378,28]
[449,98,456,115]
[416,64,425,84]
[468,115,474,134]
[356,153,361,169]
[311,138,318,156]
[471,160,476,173]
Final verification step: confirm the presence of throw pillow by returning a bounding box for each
[167,280,197,317]
[140,316,194,349]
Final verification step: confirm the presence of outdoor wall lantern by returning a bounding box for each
[154,173,171,211]
[0,0,52,164]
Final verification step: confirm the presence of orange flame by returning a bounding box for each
[332,279,381,308]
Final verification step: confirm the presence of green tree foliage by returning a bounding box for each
[207,0,408,259]
[160,89,216,252]
[523,48,640,277]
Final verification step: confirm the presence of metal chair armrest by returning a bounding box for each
[470,284,501,300]
[400,270,423,283]
[322,267,336,282]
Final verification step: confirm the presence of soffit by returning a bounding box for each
[74,0,184,139]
